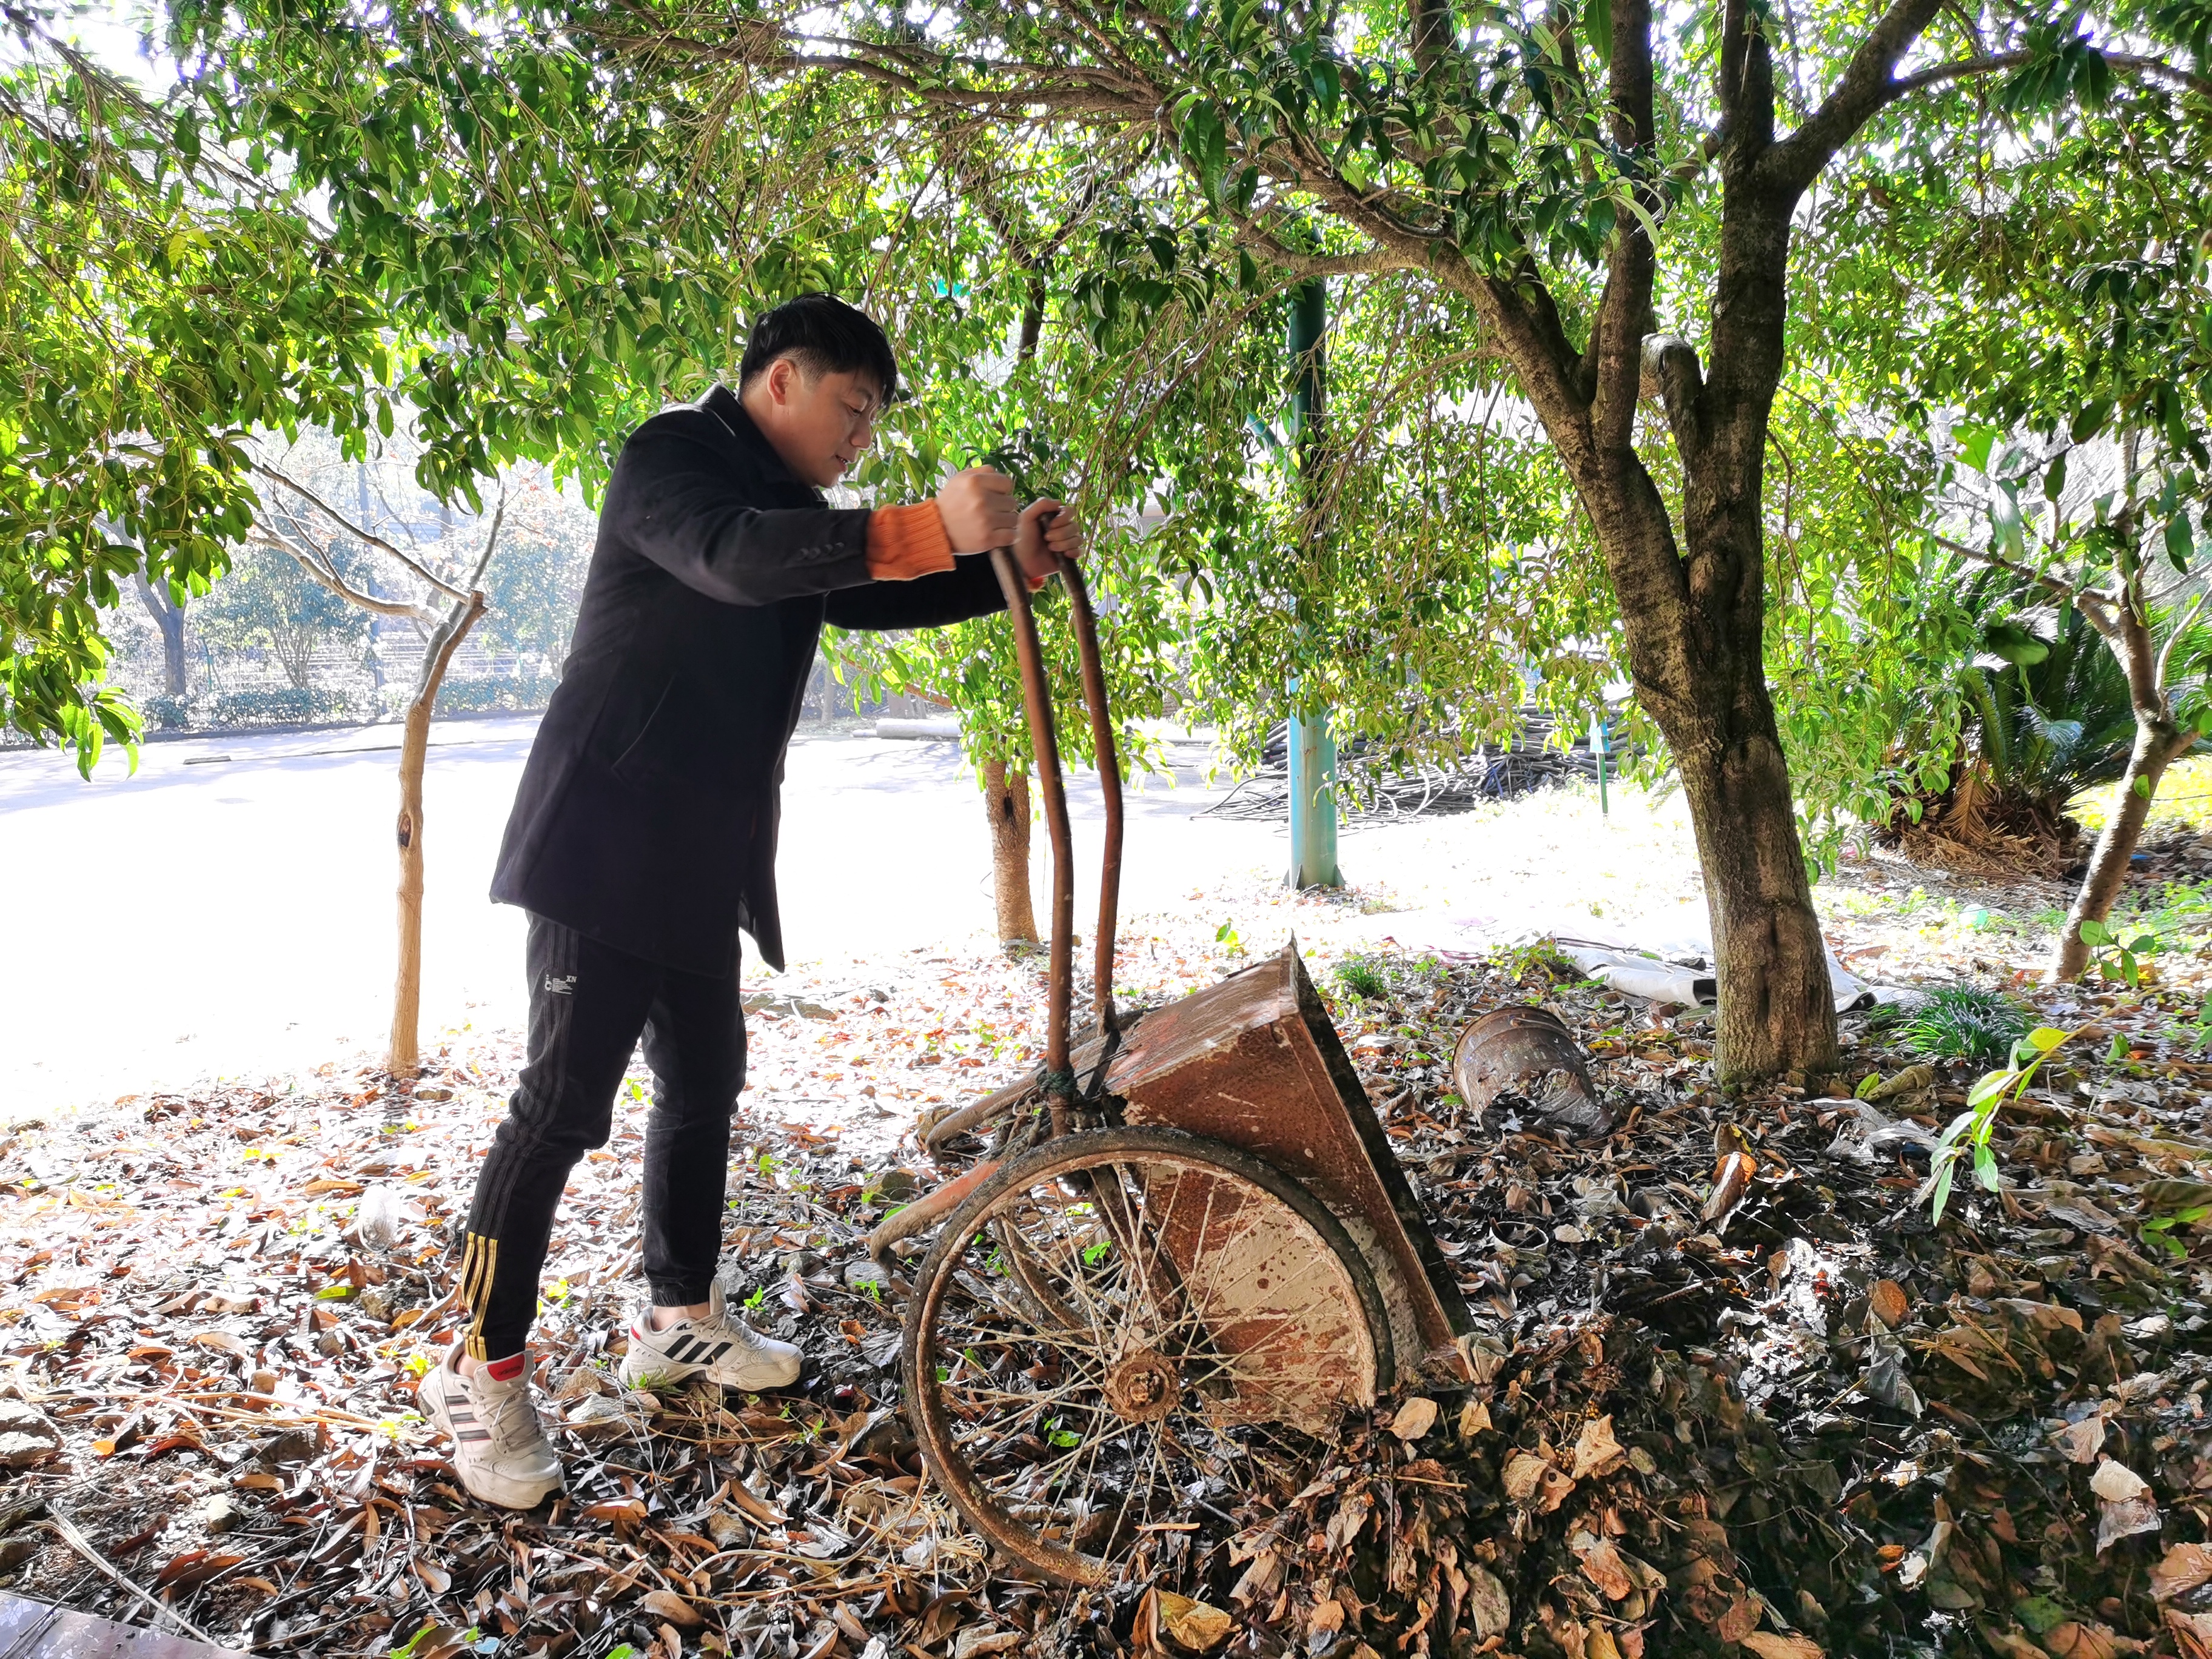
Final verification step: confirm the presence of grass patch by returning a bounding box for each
[1870,984,2031,1065]
[1333,953,1391,1001]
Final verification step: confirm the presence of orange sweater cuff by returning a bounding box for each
[866,503,956,581]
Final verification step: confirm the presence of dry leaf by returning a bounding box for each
[1458,1398,1492,1436]
[1502,1450,1550,1502]
[1741,1636,1826,1659]
[1572,1415,1627,1480]
[1156,1592,1236,1652]
[2089,1460,2150,1503]
[2097,1494,2162,1553]
[1868,1279,1908,1329]
[2042,1621,2131,1659]
[2166,1609,2212,1659]
[1571,1530,1633,1600]
[1389,1396,1439,1441]
[637,1590,703,1628]
[2056,1415,2108,1464]
[190,1330,252,1359]
[2153,1543,2212,1602]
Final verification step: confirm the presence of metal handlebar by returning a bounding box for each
[984,545,1125,1110]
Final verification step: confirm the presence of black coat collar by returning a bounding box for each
[697,384,822,501]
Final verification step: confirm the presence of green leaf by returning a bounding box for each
[2070,401,2111,443]
[2078,919,2113,945]
[1583,0,1613,67]
[2167,512,2194,572]
[1965,1070,2020,1110]
[1957,424,1998,472]
[2023,1026,2071,1053]
[1930,1162,1957,1222]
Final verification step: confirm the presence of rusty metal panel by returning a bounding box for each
[1105,943,1473,1376]
[1136,1162,1379,1433]
[0,1596,235,1659]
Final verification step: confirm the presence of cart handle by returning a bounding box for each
[1054,553,1123,1039]
[985,544,1127,1102]
[988,548,1076,1101]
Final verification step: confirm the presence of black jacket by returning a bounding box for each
[489,385,1007,974]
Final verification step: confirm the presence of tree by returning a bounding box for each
[1808,58,2212,977]
[130,569,189,698]
[1,6,396,768]
[194,541,370,689]
[389,0,2197,1077]
[147,0,2204,1075]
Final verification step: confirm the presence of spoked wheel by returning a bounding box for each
[901,1125,1394,1587]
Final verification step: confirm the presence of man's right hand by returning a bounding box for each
[937,468,1020,554]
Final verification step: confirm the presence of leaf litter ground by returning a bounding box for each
[3,807,2211,1659]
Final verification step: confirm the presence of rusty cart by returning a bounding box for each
[871,547,1476,1589]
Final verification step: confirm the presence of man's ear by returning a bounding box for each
[764,356,797,406]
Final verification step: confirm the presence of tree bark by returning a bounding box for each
[982,757,1039,945]
[132,572,188,696]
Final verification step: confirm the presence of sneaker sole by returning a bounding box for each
[420,1379,563,1510]
[618,1352,801,1393]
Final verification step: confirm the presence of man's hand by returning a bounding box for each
[1013,498,1085,585]
[937,468,1020,554]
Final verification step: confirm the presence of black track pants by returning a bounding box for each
[458,913,744,1361]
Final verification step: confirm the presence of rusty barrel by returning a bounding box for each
[1452,1005,1617,1138]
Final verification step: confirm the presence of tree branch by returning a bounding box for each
[250,460,473,602]
[249,529,434,621]
[2154,585,2211,691]
[1761,0,1945,196]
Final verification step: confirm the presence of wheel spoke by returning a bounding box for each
[911,1137,1379,1589]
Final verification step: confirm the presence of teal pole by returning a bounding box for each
[1591,711,1609,817]
[1286,278,1340,889]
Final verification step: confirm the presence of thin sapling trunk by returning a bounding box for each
[388,504,503,1076]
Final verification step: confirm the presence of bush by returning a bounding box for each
[142,694,190,731]
[1871,984,2028,1065]
[209,687,358,727]
[431,674,561,715]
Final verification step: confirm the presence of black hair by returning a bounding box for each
[737,293,899,403]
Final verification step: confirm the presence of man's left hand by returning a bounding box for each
[1013,498,1085,584]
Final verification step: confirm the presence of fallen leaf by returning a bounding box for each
[190,1330,252,1359]
[1868,1278,1908,1329]
[1571,1529,1633,1600]
[1458,1398,1492,1436]
[2089,1460,2150,1503]
[2042,1621,2130,1659]
[2153,1543,2212,1602]
[1741,1636,1826,1659]
[2097,1494,2162,1552]
[2055,1415,2108,1464]
[637,1590,703,1627]
[1156,1591,1236,1652]
[1389,1396,1438,1441]
[1572,1414,1627,1480]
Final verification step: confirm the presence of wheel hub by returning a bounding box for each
[1103,1350,1181,1423]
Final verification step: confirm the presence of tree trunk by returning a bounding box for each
[132,572,188,695]
[2051,597,2192,981]
[982,757,1039,945]
[389,591,486,1076]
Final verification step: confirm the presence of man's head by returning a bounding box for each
[736,294,897,489]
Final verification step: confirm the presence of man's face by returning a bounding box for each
[748,357,882,489]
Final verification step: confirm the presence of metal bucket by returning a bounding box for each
[1452,1005,1617,1138]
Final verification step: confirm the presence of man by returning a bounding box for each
[421,293,1082,1509]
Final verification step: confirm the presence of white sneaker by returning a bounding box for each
[618,1280,803,1392]
[419,1344,564,1509]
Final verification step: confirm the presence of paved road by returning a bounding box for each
[0,717,1284,1111]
